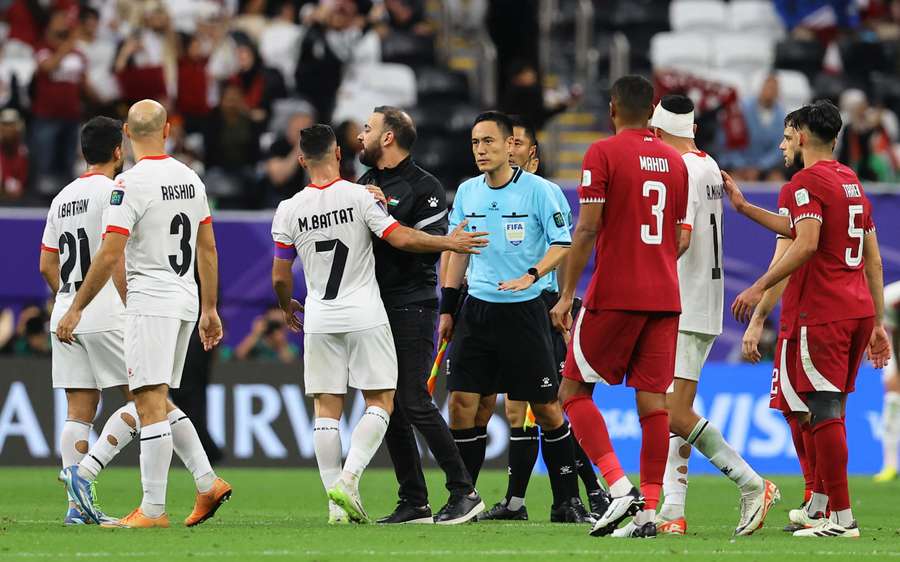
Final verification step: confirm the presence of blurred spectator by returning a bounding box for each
[204,82,261,206]
[227,37,286,125]
[176,31,213,133]
[5,0,76,48]
[77,6,119,106]
[722,75,788,181]
[234,306,299,363]
[232,0,269,45]
[259,0,302,90]
[0,108,29,201]
[488,0,538,103]
[4,305,50,357]
[256,108,313,208]
[837,89,900,182]
[869,0,900,39]
[31,9,90,195]
[335,119,362,180]
[114,0,177,105]
[499,60,581,131]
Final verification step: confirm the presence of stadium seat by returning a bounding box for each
[774,39,825,80]
[872,72,900,117]
[380,31,436,68]
[669,0,727,33]
[711,33,774,76]
[415,67,471,103]
[331,63,417,124]
[727,0,785,37]
[650,32,712,73]
[412,133,475,189]
[812,72,850,104]
[838,38,894,88]
[700,68,752,98]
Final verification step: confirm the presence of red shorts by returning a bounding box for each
[769,337,808,414]
[562,308,678,393]
[795,317,874,394]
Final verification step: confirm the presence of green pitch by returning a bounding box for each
[1,468,898,561]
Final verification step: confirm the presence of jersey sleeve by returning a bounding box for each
[361,189,400,238]
[271,201,297,260]
[784,181,823,227]
[864,196,876,235]
[448,183,466,231]
[40,207,58,252]
[673,159,690,226]
[104,176,145,236]
[411,177,449,235]
[198,178,212,224]
[775,183,794,239]
[681,163,701,230]
[550,181,574,231]
[537,182,572,246]
[579,143,608,204]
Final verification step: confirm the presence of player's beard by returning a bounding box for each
[359,142,383,168]
[792,151,804,168]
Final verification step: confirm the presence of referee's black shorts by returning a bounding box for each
[539,290,583,380]
[447,295,558,403]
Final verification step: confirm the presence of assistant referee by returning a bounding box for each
[357,106,484,525]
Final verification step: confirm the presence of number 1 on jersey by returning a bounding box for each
[316,239,349,300]
[710,213,722,280]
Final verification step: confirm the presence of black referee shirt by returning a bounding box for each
[358,156,449,307]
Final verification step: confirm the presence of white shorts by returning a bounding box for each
[303,324,398,396]
[125,315,195,391]
[670,330,717,389]
[51,331,127,389]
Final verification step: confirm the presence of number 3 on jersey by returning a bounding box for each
[169,213,192,276]
[641,180,666,245]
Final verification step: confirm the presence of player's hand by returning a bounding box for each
[366,184,386,206]
[497,273,534,292]
[55,309,81,344]
[742,319,764,363]
[550,296,574,336]
[198,309,224,351]
[447,220,489,254]
[438,313,454,342]
[721,170,747,214]
[868,324,892,369]
[282,299,304,333]
[732,283,763,324]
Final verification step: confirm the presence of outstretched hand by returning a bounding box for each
[447,220,489,254]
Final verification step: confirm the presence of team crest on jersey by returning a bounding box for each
[581,170,591,187]
[110,190,124,206]
[794,188,810,206]
[505,221,525,246]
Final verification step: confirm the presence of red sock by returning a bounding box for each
[785,414,813,500]
[638,409,668,511]
[813,418,850,512]
[563,395,625,487]
[801,422,824,496]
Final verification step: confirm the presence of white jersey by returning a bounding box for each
[677,151,724,335]
[41,173,125,333]
[271,179,399,334]
[885,280,900,330]
[106,155,211,321]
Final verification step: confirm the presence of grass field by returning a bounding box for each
[1,467,899,561]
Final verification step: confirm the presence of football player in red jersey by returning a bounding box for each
[725,100,892,538]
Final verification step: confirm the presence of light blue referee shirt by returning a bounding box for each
[449,167,572,303]
[543,177,573,293]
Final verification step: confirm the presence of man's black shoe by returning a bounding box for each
[588,489,612,517]
[476,500,528,521]
[550,497,597,524]
[376,501,434,524]
[434,492,485,525]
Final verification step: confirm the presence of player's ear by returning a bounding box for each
[298,153,307,169]
[692,123,698,136]
[335,144,342,162]
[122,122,130,139]
[163,122,171,140]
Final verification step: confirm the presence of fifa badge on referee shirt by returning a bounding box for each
[505,221,525,246]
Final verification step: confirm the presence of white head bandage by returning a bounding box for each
[650,102,695,139]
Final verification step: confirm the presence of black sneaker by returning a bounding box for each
[550,497,597,524]
[434,492,485,525]
[588,489,612,517]
[376,501,434,524]
[612,521,657,538]
[590,487,644,537]
[476,500,528,521]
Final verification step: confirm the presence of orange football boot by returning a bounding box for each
[185,478,232,527]
[657,517,687,535]
[101,507,170,529]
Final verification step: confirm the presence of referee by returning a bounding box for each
[440,111,593,522]
[357,106,484,525]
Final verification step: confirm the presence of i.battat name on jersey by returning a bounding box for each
[57,198,89,218]
[297,207,356,233]
[161,183,197,200]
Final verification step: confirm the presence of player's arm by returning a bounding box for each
[732,218,819,323]
[864,231,892,368]
[111,252,126,304]
[437,251,469,342]
[39,249,60,296]
[55,233,128,343]
[383,220,487,254]
[498,244,569,292]
[678,226,692,258]
[550,202,603,333]
[743,237,791,362]
[722,171,792,237]
[271,255,303,333]
[196,222,223,350]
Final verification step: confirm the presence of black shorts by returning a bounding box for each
[540,291,582,379]
[447,295,558,403]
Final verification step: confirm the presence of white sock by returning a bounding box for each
[78,402,140,482]
[689,418,762,495]
[660,433,690,519]
[139,420,173,518]
[634,508,654,526]
[882,391,900,471]
[342,406,390,483]
[507,496,525,511]
[833,508,854,527]
[806,492,828,516]
[314,417,342,491]
[609,475,633,498]
[168,408,216,493]
[61,419,92,468]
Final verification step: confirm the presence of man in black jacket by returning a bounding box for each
[357,106,484,524]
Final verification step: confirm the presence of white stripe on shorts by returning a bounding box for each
[779,339,809,413]
[799,327,840,393]
[572,307,606,385]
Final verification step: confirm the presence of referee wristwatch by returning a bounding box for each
[527,267,540,284]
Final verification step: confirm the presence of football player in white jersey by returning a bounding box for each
[271,124,487,524]
[874,280,900,482]
[650,96,774,537]
[57,100,229,529]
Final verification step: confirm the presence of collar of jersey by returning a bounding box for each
[376,156,413,180]
[308,178,342,189]
[79,172,106,179]
[138,154,171,162]
[483,166,523,190]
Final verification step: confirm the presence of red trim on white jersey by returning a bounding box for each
[200,216,212,224]
[40,244,59,253]
[105,225,130,237]
[138,154,171,162]
[381,221,400,239]
[307,178,341,190]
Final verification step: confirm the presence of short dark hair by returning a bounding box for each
[508,114,538,147]
[374,106,417,151]
[80,116,122,165]
[610,75,655,122]
[784,100,843,144]
[299,124,337,160]
[79,6,99,21]
[473,111,513,138]
[660,94,694,115]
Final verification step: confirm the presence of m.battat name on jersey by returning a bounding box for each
[161,184,196,200]
[58,199,89,218]
[298,207,356,233]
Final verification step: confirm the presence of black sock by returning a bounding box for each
[451,426,488,485]
[505,426,540,503]
[541,421,580,507]
[572,436,602,493]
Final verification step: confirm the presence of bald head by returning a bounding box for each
[126,99,168,139]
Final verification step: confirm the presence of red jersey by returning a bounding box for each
[782,160,875,328]
[579,128,689,312]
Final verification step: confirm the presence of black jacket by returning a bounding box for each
[358,157,448,307]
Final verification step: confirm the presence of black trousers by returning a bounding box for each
[385,304,473,506]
